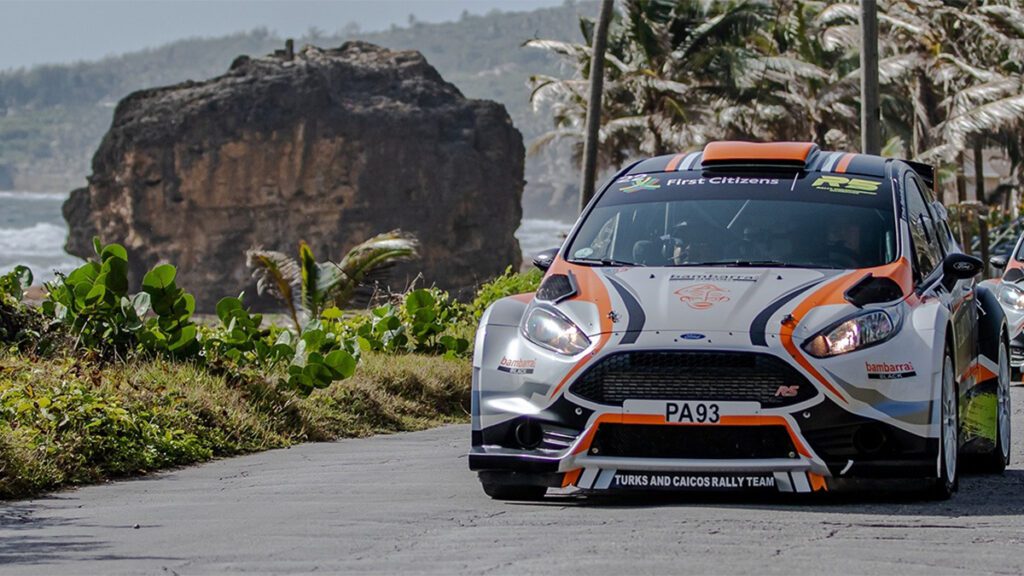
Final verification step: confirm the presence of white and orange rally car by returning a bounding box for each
[470,142,1011,500]
[983,236,1024,373]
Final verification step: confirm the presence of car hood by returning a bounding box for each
[573,266,843,337]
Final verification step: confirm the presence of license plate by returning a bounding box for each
[623,400,760,423]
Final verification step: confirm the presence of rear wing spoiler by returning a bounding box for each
[902,160,936,193]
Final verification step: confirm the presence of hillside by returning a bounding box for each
[0,2,594,217]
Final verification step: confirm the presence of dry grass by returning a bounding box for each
[0,350,471,499]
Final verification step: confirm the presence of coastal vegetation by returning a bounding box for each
[0,240,541,499]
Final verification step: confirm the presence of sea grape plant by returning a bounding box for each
[0,265,33,304]
[42,238,198,358]
[206,296,359,395]
[137,264,200,357]
[404,288,469,356]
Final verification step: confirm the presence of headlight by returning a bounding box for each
[999,283,1024,310]
[802,310,897,358]
[522,306,591,355]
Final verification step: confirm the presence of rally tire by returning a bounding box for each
[480,481,547,501]
[976,335,1011,474]
[927,352,959,500]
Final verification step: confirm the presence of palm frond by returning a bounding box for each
[330,230,419,309]
[528,128,583,157]
[938,94,1024,154]
[821,24,859,52]
[246,248,301,332]
[815,3,859,26]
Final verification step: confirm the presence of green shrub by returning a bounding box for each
[469,266,543,320]
[403,288,469,356]
[137,264,200,357]
[0,265,32,304]
[346,288,470,357]
[0,266,45,351]
[41,238,198,359]
[204,296,359,397]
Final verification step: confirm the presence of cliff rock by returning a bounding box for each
[64,41,524,309]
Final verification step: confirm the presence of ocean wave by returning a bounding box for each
[516,218,573,258]
[0,222,71,257]
[0,190,69,201]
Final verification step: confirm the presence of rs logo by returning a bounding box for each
[775,385,800,397]
[811,175,880,195]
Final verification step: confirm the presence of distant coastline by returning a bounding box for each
[0,189,570,283]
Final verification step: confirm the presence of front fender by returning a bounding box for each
[976,283,1007,362]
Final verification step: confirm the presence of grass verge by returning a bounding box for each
[0,350,471,500]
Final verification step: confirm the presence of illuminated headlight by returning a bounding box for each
[522,306,591,355]
[999,283,1024,310]
[803,310,898,358]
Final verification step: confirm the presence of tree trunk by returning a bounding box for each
[578,0,614,213]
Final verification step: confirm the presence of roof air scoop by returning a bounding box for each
[701,141,818,167]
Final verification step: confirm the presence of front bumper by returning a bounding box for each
[1011,330,1024,368]
[470,395,939,493]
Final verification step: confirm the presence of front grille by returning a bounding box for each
[1011,346,1024,364]
[569,351,817,407]
[591,424,796,459]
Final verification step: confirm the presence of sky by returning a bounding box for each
[0,0,566,71]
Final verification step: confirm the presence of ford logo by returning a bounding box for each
[680,333,705,340]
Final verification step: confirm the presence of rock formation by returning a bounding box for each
[64,41,524,309]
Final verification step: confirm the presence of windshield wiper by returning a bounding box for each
[571,257,642,267]
[673,260,805,268]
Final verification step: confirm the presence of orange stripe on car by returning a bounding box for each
[779,257,915,404]
[834,153,855,173]
[545,257,615,398]
[664,153,686,171]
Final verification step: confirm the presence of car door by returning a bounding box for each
[905,173,977,381]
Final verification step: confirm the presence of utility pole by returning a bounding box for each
[975,139,990,275]
[579,0,614,213]
[860,0,881,155]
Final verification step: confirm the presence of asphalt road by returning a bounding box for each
[5,391,1024,575]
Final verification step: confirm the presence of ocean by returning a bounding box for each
[0,191,571,283]
[0,191,83,283]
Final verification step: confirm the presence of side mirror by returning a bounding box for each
[942,252,983,289]
[532,248,559,272]
[990,255,1008,270]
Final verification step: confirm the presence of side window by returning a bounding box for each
[905,177,943,282]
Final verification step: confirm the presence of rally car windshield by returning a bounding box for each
[567,172,897,269]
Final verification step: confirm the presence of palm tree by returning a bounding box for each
[246,230,419,333]
[527,0,770,170]
[529,0,1024,215]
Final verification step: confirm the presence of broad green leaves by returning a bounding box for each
[351,288,469,357]
[207,296,359,396]
[0,265,33,303]
[42,237,198,358]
